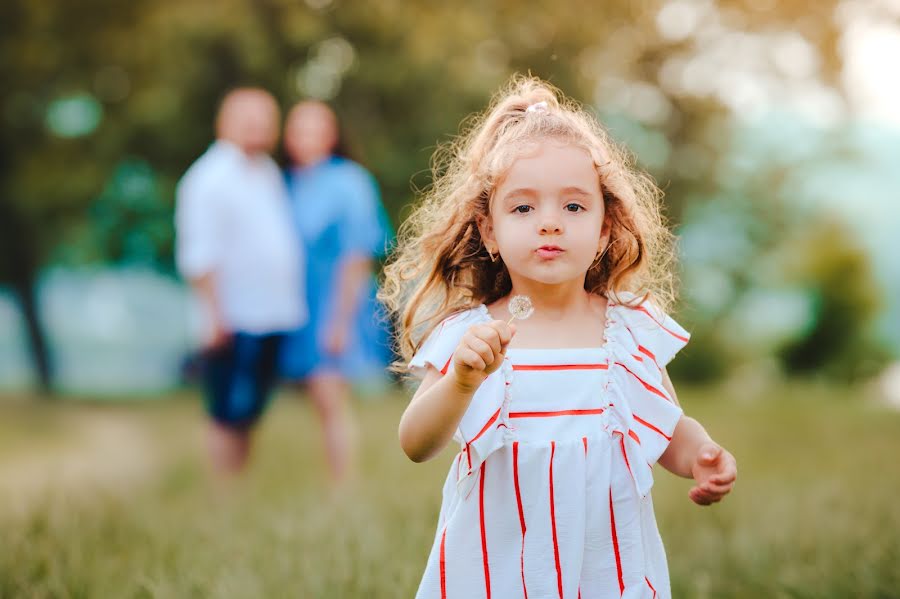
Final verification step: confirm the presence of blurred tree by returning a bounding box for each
[5,0,883,392]
[778,219,888,380]
[0,0,153,391]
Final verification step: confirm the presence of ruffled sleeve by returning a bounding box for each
[408,305,513,496]
[408,309,484,379]
[611,294,690,368]
[603,295,691,496]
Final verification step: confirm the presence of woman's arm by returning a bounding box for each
[323,254,372,355]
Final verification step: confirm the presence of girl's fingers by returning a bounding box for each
[472,325,503,356]
[690,488,722,505]
[711,472,737,485]
[489,320,514,346]
[458,348,486,372]
[458,320,518,374]
[700,481,734,495]
[689,488,713,505]
[465,336,495,367]
[697,443,723,466]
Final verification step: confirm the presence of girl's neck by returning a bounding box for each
[495,279,608,350]
[508,278,590,319]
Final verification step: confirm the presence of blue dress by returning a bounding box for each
[279,156,394,381]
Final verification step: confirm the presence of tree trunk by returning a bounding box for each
[0,199,53,395]
[12,274,53,394]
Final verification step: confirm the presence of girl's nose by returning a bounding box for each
[539,215,563,235]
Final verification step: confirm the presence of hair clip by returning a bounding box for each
[525,101,548,114]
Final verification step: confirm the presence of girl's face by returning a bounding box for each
[481,140,609,288]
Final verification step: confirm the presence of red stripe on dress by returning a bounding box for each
[513,363,609,371]
[513,442,528,599]
[609,488,625,596]
[479,462,492,599]
[637,345,658,365]
[549,441,564,599]
[440,355,452,375]
[633,414,672,441]
[510,408,607,419]
[628,429,641,445]
[645,577,658,598]
[635,305,690,342]
[614,362,672,403]
[440,526,448,599]
[617,433,634,480]
[464,404,501,471]
[463,406,500,477]
[469,407,503,445]
[583,425,589,599]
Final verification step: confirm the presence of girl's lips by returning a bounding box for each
[535,246,565,259]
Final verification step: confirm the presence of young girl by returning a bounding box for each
[381,76,737,599]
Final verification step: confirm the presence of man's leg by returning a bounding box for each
[202,332,273,476]
[208,420,251,474]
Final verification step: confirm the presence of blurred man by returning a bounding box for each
[175,88,305,474]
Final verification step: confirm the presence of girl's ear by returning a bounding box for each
[598,216,612,253]
[477,213,496,251]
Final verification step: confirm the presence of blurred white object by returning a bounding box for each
[37,266,196,395]
[879,362,900,409]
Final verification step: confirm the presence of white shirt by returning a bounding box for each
[175,141,306,334]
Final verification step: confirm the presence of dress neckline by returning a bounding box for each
[476,300,618,354]
[506,346,607,353]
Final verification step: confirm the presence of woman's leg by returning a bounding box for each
[307,371,356,484]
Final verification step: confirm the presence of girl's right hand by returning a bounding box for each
[451,320,515,393]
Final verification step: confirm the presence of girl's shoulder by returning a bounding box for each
[408,306,490,378]
[606,291,690,367]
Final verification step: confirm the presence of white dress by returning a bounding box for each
[409,296,690,599]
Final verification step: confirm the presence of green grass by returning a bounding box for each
[1,383,899,598]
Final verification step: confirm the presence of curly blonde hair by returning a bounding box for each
[380,75,678,367]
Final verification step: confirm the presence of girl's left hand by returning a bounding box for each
[689,442,737,506]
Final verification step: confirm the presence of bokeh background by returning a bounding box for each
[2,0,899,597]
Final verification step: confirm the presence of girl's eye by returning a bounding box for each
[565,203,585,212]
[513,205,532,214]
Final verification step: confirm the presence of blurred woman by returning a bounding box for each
[280,100,393,484]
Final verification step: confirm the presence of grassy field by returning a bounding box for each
[1,382,899,598]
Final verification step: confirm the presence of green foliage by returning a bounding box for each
[1,0,847,277]
[669,116,892,382]
[778,220,889,380]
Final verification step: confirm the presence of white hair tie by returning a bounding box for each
[525,101,548,114]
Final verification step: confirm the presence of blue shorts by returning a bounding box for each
[203,332,283,430]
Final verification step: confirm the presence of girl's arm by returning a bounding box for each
[399,320,514,463]
[398,367,479,463]
[657,369,738,505]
